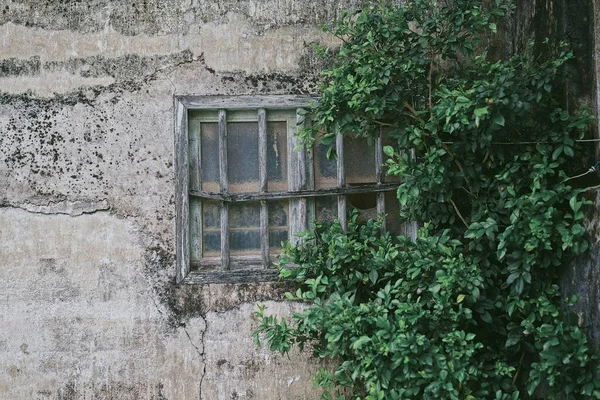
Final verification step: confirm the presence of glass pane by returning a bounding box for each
[190,197,202,263]
[315,196,337,223]
[188,118,201,191]
[228,122,259,193]
[345,135,376,185]
[268,200,288,252]
[267,121,288,191]
[229,203,260,256]
[202,201,221,257]
[347,192,377,211]
[200,122,220,192]
[385,191,405,236]
[314,137,337,189]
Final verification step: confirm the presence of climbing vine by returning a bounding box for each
[254,1,600,398]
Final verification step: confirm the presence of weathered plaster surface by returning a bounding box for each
[1,0,598,399]
[0,0,355,398]
[0,209,203,399]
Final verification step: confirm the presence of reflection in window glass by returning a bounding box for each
[229,202,261,255]
[385,191,403,235]
[228,122,259,193]
[315,196,337,223]
[202,201,221,257]
[267,122,288,191]
[268,201,288,251]
[314,138,337,189]
[345,135,376,184]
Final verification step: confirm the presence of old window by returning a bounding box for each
[175,95,402,284]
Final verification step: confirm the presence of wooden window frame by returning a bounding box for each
[175,95,399,284]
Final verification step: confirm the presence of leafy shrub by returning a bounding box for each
[254,0,600,398]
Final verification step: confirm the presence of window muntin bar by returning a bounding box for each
[258,109,270,267]
[218,110,230,269]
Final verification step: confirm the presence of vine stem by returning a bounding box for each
[561,168,595,183]
[582,183,600,192]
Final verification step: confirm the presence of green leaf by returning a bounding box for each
[474,107,489,117]
[369,269,379,284]
[383,145,395,157]
[493,113,505,126]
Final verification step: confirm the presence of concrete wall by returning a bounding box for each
[1,1,599,399]
[0,1,362,398]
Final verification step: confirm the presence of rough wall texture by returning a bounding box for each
[1,1,599,399]
[0,1,363,398]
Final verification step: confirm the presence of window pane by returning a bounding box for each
[315,196,337,223]
[267,121,288,191]
[268,200,288,252]
[229,202,260,255]
[345,135,376,184]
[202,200,221,257]
[385,191,403,235]
[190,197,202,262]
[200,122,220,192]
[228,122,259,193]
[349,194,378,222]
[314,137,337,189]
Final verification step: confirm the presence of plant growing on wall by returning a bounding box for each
[254,0,600,398]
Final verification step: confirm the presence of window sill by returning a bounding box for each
[181,268,280,285]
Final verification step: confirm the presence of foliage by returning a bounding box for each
[254,0,600,398]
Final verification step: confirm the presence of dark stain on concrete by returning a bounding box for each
[55,381,168,400]
[0,56,40,77]
[0,0,365,35]
[44,50,195,81]
[243,72,319,95]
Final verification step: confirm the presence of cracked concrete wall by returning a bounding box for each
[0,1,363,398]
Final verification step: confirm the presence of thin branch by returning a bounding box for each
[512,352,526,385]
[442,142,465,173]
[482,150,490,164]
[462,186,477,198]
[403,101,425,124]
[450,199,469,228]
[333,33,351,46]
[373,120,398,127]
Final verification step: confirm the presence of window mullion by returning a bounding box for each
[336,132,347,231]
[258,108,270,267]
[375,134,386,232]
[218,109,230,270]
[288,110,307,244]
[188,117,203,263]
[305,118,316,228]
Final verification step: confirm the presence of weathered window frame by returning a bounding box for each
[175,95,400,284]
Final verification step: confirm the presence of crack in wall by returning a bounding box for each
[183,324,206,400]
